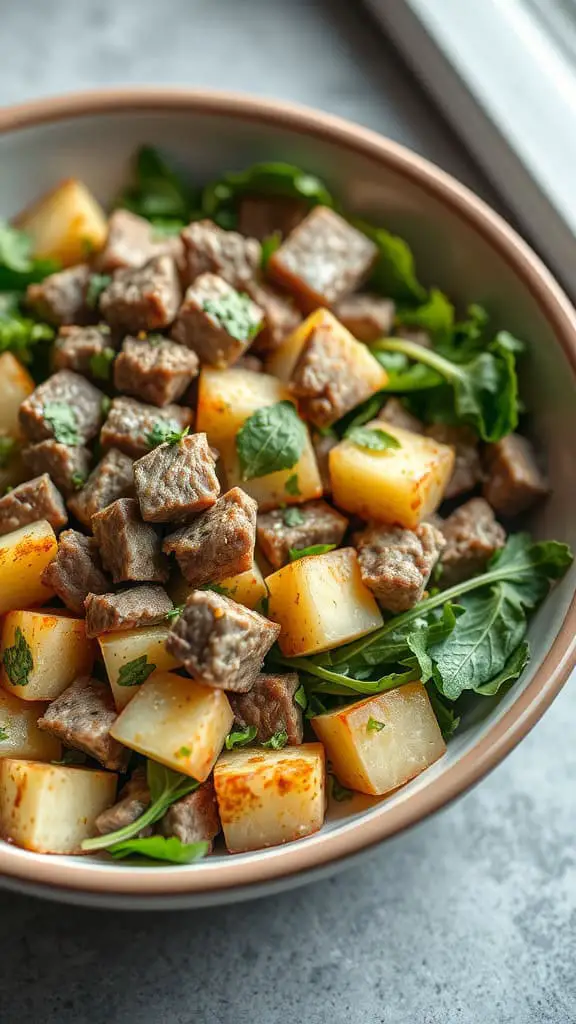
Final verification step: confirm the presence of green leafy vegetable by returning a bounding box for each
[202,291,262,342]
[101,395,112,417]
[262,730,288,749]
[146,422,189,448]
[261,231,282,270]
[2,627,33,687]
[43,401,80,446]
[89,346,116,380]
[0,220,59,290]
[225,726,257,750]
[70,471,87,491]
[289,543,337,562]
[366,717,385,733]
[118,655,156,688]
[0,292,55,366]
[165,604,185,623]
[109,836,209,865]
[355,220,426,305]
[202,582,233,597]
[201,161,334,229]
[0,436,16,469]
[425,685,460,740]
[329,772,354,802]
[285,473,301,496]
[116,146,196,227]
[396,289,455,347]
[472,642,530,697]
[375,349,442,392]
[283,507,304,527]
[86,274,111,309]
[294,684,307,711]
[345,425,401,452]
[335,394,386,437]
[236,400,306,481]
[0,726,8,742]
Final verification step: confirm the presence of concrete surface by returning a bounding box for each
[0,1,574,1022]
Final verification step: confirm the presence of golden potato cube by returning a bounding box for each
[0,759,117,853]
[99,625,181,712]
[0,610,95,701]
[312,682,446,796]
[213,743,326,853]
[14,178,108,267]
[0,520,58,615]
[110,671,234,781]
[266,308,337,382]
[329,421,454,528]
[0,691,61,761]
[266,547,382,657]
[169,561,267,612]
[0,353,35,437]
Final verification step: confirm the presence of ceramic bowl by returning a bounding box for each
[0,89,574,909]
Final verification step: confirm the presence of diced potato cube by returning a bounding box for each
[329,421,455,528]
[0,690,61,761]
[110,671,233,781]
[14,178,108,267]
[312,682,446,796]
[168,562,267,612]
[213,743,326,853]
[0,759,117,853]
[266,308,336,382]
[196,367,322,510]
[266,547,382,657]
[0,520,58,615]
[0,353,35,437]
[0,610,95,701]
[99,625,181,712]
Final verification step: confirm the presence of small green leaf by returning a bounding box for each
[2,627,33,687]
[0,436,16,469]
[202,583,232,597]
[109,835,209,864]
[345,425,401,452]
[283,507,304,527]
[294,684,307,711]
[0,725,8,742]
[43,401,80,446]
[86,274,112,309]
[355,219,426,304]
[225,726,258,750]
[89,346,116,380]
[366,716,385,733]
[202,290,262,343]
[289,543,337,562]
[175,745,192,758]
[201,161,334,229]
[101,395,112,417]
[70,471,87,491]
[236,400,306,481]
[262,729,288,749]
[146,422,189,449]
[330,773,354,802]
[261,231,282,270]
[285,473,301,497]
[118,655,156,688]
[116,145,196,225]
[165,604,185,623]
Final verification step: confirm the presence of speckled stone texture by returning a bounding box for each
[1,1,575,1022]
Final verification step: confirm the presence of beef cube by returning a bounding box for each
[114,335,199,407]
[0,473,67,536]
[100,255,182,333]
[245,279,302,353]
[379,398,424,435]
[235,353,264,373]
[163,486,256,586]
[238,196,307,241]
[85,585,173,637]
[100,396,193,459]
[134,432,219,523]
[482,433,549,517]
[97,209,184,273]
[355,522,446,613]
[159,782,220,850]
[256,499,348,569]
[22,440,92,497]
[395,326,432,348]
[268,206,377,310]
[172,273,264,368]
[95,769,151,836]
[19,370,104,444]
[333,294,395,343]
[41,529,110,614]
[312,432,338,495]
[37,676,129,771]
[165,590,280,692]
[228,672,303,744]
[68,448,135,529]
[26,264,91,326]
[425,424,483,500]
[180,219,261,289]
[92,497,168,583]
[440,497,507,586]
[53,324,117,379]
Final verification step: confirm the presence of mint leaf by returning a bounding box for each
[283,507,304,527]
[43,401,80,446]
[146,422,189,448]
[345,425,401,452]
[86,274,112,309]
[109,835,209,864]
[202,290,261,343]
[285,473,301,496]
[289,543,337,561]
[225,726,257,750]
[89,346,116,380]
[118,655,156,688]
[3,626,33,687]
[236,401,306,480]
[262,730,288,749]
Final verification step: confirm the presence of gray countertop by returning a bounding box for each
[1,2,575,1022]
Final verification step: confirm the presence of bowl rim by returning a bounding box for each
[0,86,575,900]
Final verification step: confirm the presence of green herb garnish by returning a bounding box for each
[0,436,16,469]
[0,725,8,742]
[146,422,189,449]
[201,161,334,229]
[108,835,209,865]
[261,231,282,270]
[89,346,116,380]
[294,684,307,711]
[284,473,301,497]
[86,274,112,309]
[2,627,33,687]
[116,146,196,227]
[283,507,305,527]
[202,291,261,343]
[366,717,385,733]
[345,425,401,452]
[236,400,306,481]
[0,221,59,289]
[43,401,80,446]
[225,726,257,750]
[289,544,337,562]
[175,745,192,758]
[118,655,156,688]
[165,604,185,623]
[70,471,87,491]
[262,730,288,749]
[329,773,354,802]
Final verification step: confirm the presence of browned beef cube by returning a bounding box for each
[100,396,193,459]
[165,590,280,692]
[19,370,104,445]
[22,440,92,497]
[312,432,337,495]
[355,522,446,613]
[256,499,348,569]
[228,672,303,744]
[100,255,182,333]
[85,585,173,637]
[245,279,302,353]
[26,264,91,326]
[425,424,482,500]
[53,324,117,379]
[0,473,67,536]
[268,207,377,310]
[68,448,134,528]
[163,486,257,586]
[333,294,395,342]
[92,498,168,584]
[95,769,151,836]
[37,676,129,771]
[180,219,261,289]
[114,335,198,407]
[235,353,264,373]
[172,273,264,368]
[440,498,506,586]
[395,326,432,348]
[159,782,220,850]
[378,398,424,435]
[237,196,307,241]
[41,529,110,613]
[97,209,184,273]
[134,432,220,523]
[482,434,548,517]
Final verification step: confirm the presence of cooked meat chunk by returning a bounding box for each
[92,497,168,583]
[19,370,104,444]
[41,529,110,613]
[312,432,338,495]
[379,398,424,434]
[482,433,548,517]
[355,522,446,613]
[163,486,256,586]
[22,440,92,497]
[235,353,264,373]
[395,325,432,348]
[97,209,184,273]
[100,396,193,459]
[26,264,91,326]
[256,499,348,569]
[165,590,280,692]
[134,432,219,523]
[425,424,483,500]
[0,473,67,536]
[114,335,199,407]
[237,195,307,240]
[159,782,221,850]
[180,219,261,289]
[245,279,302,353]
[100,255,182,333]
[37,676,129,771]
[228,672,303,744]
[268,206,377,310]
[172,273,263,368]
[53,324,117,379]
[68,448,134,528]
[95,769,151,836]
[333,294,395,342]
[85,585,173,637]
[440,498,507,586]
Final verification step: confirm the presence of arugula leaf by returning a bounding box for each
[367,717,385,733]
[86,274,111,309]
[201,161,334,229]
[283,507,304,527]
[118,655,156,688]
[289,543,337,562]
[0,725,8,742]
[354,220,426,304]
[225,726,257,750]
[375,350,442,392]
[345,425,401,452]
[236,401,306,480]
[396,289,455,347]
[89,346,116,380]
[202,291,261,342]
[294,684,307,711]
[0,436,16,469]
[262,730,288,749]
[425,684,460,740]
[473,642,530,697]
[285,473,301,497]
[43,401,80,446]
[2,627,33,687]
[0,220,59,289]
[146,422,189,448]
[117,146,196,226]
[109,836,209,865]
